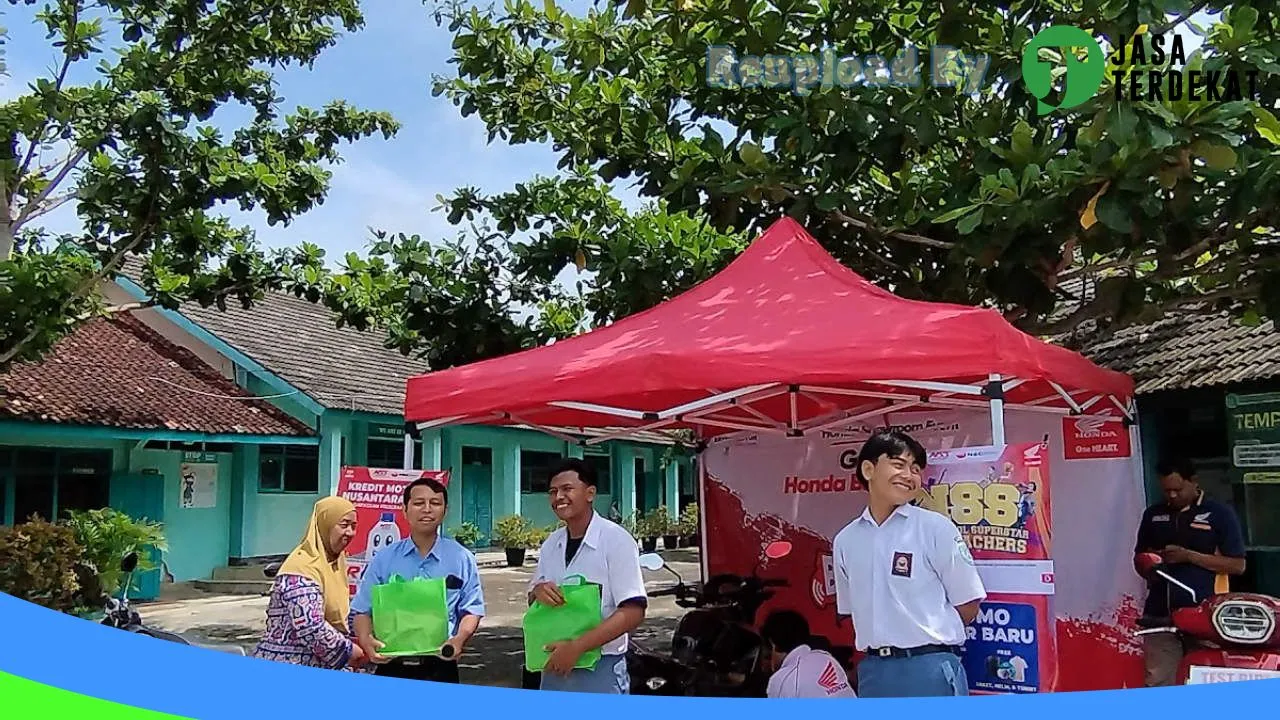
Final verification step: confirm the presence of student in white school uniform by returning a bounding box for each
[761,610,856,699]
[528,458,648,694]
[832,430,987,698]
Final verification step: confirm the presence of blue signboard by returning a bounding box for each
[959,601,1040,694]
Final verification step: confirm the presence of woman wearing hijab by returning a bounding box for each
[252,496,367,670]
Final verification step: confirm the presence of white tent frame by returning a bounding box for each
[402,373,1135,465]
[403,374,1136,582]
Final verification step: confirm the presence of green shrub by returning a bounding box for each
[494,514,533,548]
[527,524,557,547]
[641,507,670,537]
[450,521,483,548]
[679,503,700,536]
[63,508,167,597]
[0,516,86,613]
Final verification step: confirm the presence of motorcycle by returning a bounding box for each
[628,540,796,696]
[102,551,246,655]
[1134,552,1280,684]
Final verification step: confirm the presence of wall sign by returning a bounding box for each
[1061,413,1131,460]
[1187,666,1280,684]
[369,424,406,440]
[178,462,217,509]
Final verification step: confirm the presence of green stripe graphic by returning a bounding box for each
[0,671,192,719]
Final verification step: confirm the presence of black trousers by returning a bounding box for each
[374,657,461,684]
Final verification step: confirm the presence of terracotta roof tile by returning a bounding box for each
[116,258,426,416]
[0,314,314,437]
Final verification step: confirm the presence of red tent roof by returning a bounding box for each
[404,218,1133,435]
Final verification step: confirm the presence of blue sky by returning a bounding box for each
[1,1,627,267]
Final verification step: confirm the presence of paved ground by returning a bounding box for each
[138,549,700,688]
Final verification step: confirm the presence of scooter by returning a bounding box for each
[628,540,795,696]
[102,551,246,655]
[1134,552,1280,684]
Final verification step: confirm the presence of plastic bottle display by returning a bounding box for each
[367,512,401,560]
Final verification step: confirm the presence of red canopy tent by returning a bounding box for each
[403,217,1134,448]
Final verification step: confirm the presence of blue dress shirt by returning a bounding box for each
[351,535,485,637]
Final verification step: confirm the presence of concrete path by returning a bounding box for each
[138,549,701,688]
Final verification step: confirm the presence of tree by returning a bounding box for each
[414,0,1280,353]
[0,0,398,369]
[310,174,746,367]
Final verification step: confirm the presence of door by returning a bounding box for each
[460,447,494,547]
[109,472,166,601]
[633,457,648,513]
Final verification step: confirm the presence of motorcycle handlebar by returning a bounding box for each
[650,586,684,598]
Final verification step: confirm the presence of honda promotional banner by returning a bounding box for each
[701,407,1147,692]
[920,443,1056,694]
[336,466,451,597]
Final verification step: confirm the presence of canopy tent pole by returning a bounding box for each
[987,373,1007,447]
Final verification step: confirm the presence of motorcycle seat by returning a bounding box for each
[1136,616,1173,629]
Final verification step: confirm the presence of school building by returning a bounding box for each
[0,265,694,599]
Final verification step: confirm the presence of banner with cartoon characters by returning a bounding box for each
[701,407,1147,693]
[919,443,1056,694]
[335,466,451,596]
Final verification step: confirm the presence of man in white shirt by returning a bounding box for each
[528,458,648,693]
[761,610,856,699]
[833,430,987,697]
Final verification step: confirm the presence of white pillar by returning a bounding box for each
[988,373,1006,446]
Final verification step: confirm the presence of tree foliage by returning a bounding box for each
[0,0,398,369]
[400,0,1280,358]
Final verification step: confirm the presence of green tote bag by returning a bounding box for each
[370,574,450,657]
[522,574,603,672]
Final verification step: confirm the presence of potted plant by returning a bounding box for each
[494,515,533,567]
[449,522,483,549]
[637,508,663,552]
[634,511,658,553]
[655,506,680,550]
[678,503,699,548]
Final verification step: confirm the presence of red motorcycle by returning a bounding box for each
[1135,553,1280,684]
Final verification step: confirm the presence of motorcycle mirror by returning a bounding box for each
[764,541,793,560]
[445,574,463,590]
[120,552,139,573]
[639,553,665,571]
[263,562,281,579]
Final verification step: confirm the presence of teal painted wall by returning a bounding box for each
[2,414,687,582]
[126,446,234,583]
[441,425,526,535]
[233,444,323,560]
[521,492,615,529]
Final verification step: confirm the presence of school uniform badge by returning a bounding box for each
[891,551,913,577]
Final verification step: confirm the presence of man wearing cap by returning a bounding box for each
[761,610,856,699]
